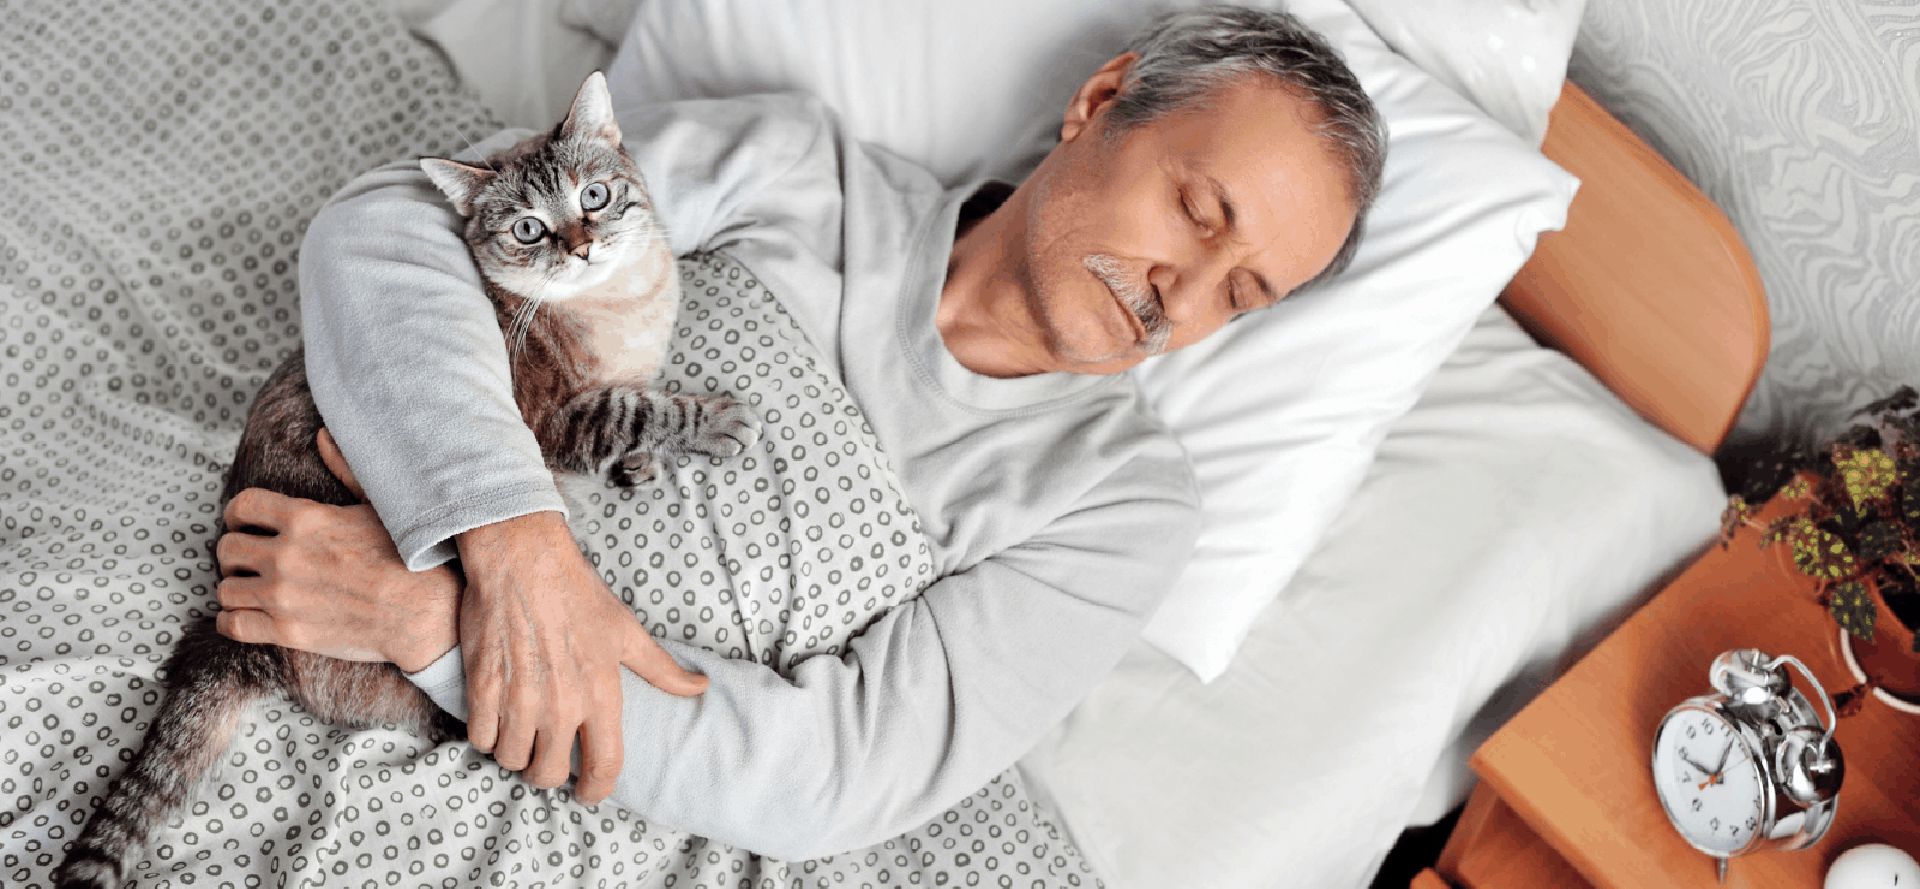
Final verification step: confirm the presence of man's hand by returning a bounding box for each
[213,431,459,673]
[456,506,709,806]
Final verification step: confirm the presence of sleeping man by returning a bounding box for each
[211,5,1383,862]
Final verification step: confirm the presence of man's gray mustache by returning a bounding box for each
[1082,254,1174,355]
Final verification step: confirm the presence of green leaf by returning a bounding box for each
[1719,496,1752,545]
[1828,502,1871,537]
[1900,478,1920,530]
[1834,446,1899,511]
[1829,581,1877,642]
[1856,521,1903,563]
[1791,520,1857,579]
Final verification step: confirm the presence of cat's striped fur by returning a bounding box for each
[54,72,758,888]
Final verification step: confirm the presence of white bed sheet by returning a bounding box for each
[1017,300,1724,888]
[394,5,1726,886]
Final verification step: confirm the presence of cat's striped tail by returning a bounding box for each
[54,622,285,889]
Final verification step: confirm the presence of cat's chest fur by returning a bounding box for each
[549,246,679,384]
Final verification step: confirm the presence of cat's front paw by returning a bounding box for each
[688,397,762,459]
[610,451,658,488]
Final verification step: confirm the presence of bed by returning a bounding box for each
[0,1,1767,887]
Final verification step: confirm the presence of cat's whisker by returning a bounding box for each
[451,122,500,173]
[508,261,570,356]
[505,292,543,358]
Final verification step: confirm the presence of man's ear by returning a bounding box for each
[419,158,495,216]
[1060,52,1138,143]
[558,70,622,145]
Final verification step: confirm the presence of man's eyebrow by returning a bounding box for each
[1201,172,1280,306]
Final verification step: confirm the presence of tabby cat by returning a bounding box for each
[54,71,759,889]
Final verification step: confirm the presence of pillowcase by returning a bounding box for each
[1341,0,1588,144]
[595,0,1579,681]
[1019,302,1726,887]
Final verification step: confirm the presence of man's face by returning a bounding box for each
[1011,61,1360,375]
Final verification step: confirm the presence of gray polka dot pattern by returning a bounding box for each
[564,257,940,678]
[0,0,1101,886]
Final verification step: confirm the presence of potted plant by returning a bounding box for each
[1721,386,1920,711]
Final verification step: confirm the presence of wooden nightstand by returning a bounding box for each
[1419,494,1920,888]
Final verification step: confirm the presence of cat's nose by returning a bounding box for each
[560,225,592,261]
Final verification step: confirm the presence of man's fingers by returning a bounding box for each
[493,700,537,772]
[315,427,367,501]
[525,726,576,790]
[574,687,623,805]
[223,487,297,534]
[462,613,504,753]
[215,576,271,611]
[215,609,281,646]
[622,630,708,697]
[466,669,502,755]
[215,531,272,577]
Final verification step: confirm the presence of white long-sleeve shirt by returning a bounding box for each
[297,93,1202,860]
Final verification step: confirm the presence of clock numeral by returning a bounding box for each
[1691,799,1703,813]
[1746,817,1758,831]
[1710,817,1720,831]
[1686,726,1698,739]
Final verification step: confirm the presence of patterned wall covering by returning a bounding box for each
[1568,1,1920,451]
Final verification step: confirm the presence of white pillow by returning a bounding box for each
[1020,302,1725,887]
[1342,0,1587,144]
[600,0,1579,680]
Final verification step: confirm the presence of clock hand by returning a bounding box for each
[1700,745,1757,790]
[1698,739,1736,789]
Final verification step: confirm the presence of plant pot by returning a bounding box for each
[1836,578,1920,713]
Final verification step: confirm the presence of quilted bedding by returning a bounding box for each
[0,1,1099,886]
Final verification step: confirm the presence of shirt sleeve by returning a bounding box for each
[298,95,839,570]
[405,438,1203,860]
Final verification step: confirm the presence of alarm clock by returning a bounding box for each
[1652,648,1845,883]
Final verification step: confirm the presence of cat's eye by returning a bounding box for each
[581,181,610,212]
[511,217,546,244]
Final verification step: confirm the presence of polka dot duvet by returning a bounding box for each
[0,1,1101,886]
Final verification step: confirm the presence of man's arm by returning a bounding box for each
[300,94,836,572]
[294,96,837,802]
[407,442,1202,859]
[298,128,550,570]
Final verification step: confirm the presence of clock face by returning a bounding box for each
[1652,707,1768,856]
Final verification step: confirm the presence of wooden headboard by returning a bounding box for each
[1497,85,1769,456]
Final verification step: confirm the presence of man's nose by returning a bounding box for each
[1147,264,1181,312]
[1147,262,1213,322]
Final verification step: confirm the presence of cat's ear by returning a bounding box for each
[418,158,495,216]
[558,71,622,146]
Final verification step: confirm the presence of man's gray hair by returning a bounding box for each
[1109,6,1387,288]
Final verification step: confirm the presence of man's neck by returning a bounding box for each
[937,182,1054,379]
